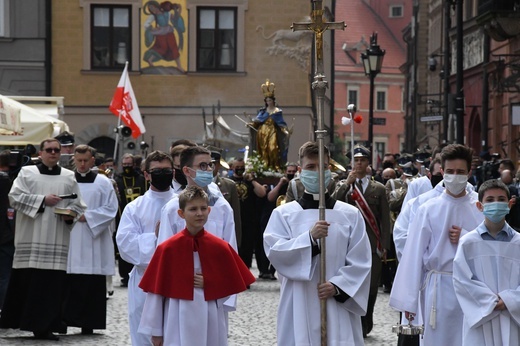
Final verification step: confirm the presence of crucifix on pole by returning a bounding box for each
[292,2,345,345]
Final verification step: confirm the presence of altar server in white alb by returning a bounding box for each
[64,145,118,334]
[0,138,86,341]
[453,179,520,345]
[390,144,484,346]
[116,150,176,346]
[263,141,372,345]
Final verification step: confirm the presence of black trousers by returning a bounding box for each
[63,274,107,329]
[0,268,67,334]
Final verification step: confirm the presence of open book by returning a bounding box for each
[54,208,77,218]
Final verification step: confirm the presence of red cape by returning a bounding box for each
[139,229,255,301]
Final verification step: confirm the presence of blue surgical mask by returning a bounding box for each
[482,202,510,223]
[193,170,213,188]
[299,169,331,194]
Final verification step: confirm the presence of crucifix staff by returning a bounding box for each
[292,2,345,345]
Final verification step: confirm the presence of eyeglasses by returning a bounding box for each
[192,162,215,171]
[44,148,60,153]
[148,168,173,175]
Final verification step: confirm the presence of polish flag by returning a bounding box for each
[109,63,146,138]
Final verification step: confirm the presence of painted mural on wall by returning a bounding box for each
[140,0,187,75]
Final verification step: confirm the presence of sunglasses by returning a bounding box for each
[44,148,61,153]
[148,168,173,175]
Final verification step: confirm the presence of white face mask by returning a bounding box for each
[443,173,467,195]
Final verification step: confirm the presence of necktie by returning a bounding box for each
[356,179,363,193]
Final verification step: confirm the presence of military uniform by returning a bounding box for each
[332,145,390,337]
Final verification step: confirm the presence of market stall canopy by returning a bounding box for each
[0,95,68,146]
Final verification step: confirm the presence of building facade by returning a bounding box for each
[52,0,319,163]
[334,0,412,168]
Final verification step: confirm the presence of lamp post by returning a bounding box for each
[361,33,385,152]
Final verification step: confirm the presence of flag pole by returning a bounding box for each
[112,61,129,163]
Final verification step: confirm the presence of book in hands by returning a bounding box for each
[54,208,77,218]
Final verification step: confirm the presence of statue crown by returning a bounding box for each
[261,79,276,98]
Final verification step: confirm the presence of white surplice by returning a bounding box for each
[453,223,520,345]
[116,188,176,346]
[138,252,228,346]
[263,200,372,346]
[9,165,87,271]
[390,190,484,346]
[157,192,237,311]
[67,174,118,275]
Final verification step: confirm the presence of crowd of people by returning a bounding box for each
[0,128,519,345]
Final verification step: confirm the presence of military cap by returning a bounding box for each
[402,165,419,177]
[346,144,371,159]
[397,153,413,167]
[55,130,75,146]
[210,150,230,169]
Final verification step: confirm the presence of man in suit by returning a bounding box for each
[211,151,242,247]
[332,144,390,338]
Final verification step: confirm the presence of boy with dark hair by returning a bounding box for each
[139,186,254,346]
[390,144,484,346]
[116,150,176,345]
[453,179,520,345]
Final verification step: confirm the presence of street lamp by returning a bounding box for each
[361,32,385,152]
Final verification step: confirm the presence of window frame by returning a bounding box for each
[80,0,141,72]
[186,0,247,74]
[90,4,132,70]
[196,7,237,72]
[0,0,10,38]
[347,86,359,108]
[376,89,387,111]
[389,5,403,18]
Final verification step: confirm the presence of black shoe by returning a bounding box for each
[108,290,114,296]
[81,328,94,335]
[34,331,60,340]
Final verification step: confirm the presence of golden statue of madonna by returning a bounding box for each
[249,79,290,171]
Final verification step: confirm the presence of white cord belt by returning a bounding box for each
[421,270,452,330]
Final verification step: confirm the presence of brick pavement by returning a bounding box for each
[0,265,401,345]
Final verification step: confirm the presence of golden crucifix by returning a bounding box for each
[292,2,345,345]
[292,1,346,69]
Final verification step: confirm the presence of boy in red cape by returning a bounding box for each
[138,186,254,346]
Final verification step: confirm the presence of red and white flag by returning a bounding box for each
[109,63,146,138]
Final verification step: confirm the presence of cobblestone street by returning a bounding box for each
[0,263,400,345]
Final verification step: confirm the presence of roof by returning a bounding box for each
[334,0,410,74]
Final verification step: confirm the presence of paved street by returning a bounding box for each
[0,263,400,345]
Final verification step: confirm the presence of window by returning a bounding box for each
[376,91,386,110]
[374,142,386,168]
[348,88,358,107]
[0,0,9,38]
[197,8,236,71]
[390,5,403,18]
[91,5,131,69]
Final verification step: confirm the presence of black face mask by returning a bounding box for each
[383,178,389,185]
[234,168,245,176]
[174,168,187,186]
[150,172,173,191]
[123,166,134,176]
[286,173,295,181]
[431,174,443,188]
